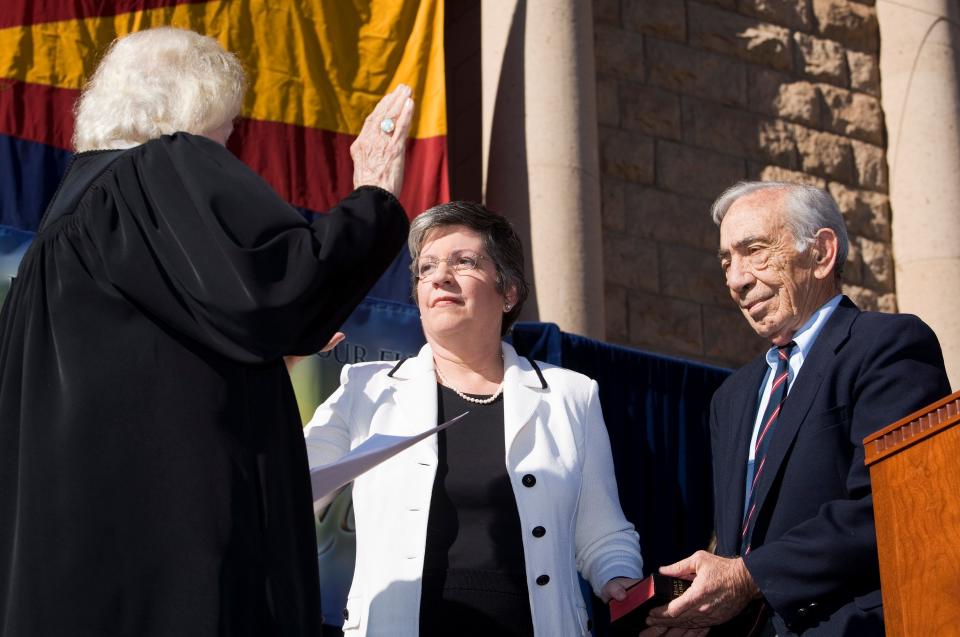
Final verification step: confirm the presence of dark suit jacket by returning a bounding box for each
[711,296,950,636]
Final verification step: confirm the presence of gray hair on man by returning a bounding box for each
[408,201,530,336]
[710,180,850,281]
[73,27,246,152]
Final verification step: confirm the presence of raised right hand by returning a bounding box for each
[350,84,415,196]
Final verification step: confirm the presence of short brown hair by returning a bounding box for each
[408,202,529,336]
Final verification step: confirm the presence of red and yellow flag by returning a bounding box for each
[0,0,448,224]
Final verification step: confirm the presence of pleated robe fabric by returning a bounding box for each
[0,132,409,637]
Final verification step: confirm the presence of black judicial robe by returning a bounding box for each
[0,133,409,636]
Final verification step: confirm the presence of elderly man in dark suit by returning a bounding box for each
[644,181,950,637]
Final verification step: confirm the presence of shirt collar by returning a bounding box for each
[764,294,842,369]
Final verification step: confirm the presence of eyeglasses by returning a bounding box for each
[415,250,486,281]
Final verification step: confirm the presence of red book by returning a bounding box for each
[609,574,691,632]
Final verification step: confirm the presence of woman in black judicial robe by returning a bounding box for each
[0,27,414,637]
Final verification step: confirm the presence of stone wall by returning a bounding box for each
[594,0,893,368]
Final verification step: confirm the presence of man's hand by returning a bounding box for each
[645,551,759,628]
[603,577,709,636]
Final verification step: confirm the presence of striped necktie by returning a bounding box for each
[741,341,796,555]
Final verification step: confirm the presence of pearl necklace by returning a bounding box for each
[434,364,504,405]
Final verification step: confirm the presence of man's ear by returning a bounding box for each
[811,228,839,280]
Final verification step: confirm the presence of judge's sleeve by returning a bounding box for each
[93,133,409,362]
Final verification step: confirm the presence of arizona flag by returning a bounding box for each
[0,0,448,300]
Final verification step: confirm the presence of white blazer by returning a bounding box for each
[304,342,643,636]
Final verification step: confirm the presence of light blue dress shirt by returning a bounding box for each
[742,294,843,515]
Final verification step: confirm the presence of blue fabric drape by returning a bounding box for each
[511,324,728,567]
[510,323,729,635]
[0,134,71,233]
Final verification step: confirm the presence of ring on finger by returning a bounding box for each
[380,117,395,134]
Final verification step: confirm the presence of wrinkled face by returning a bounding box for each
[718,190,826,345]
[416,225,514,345]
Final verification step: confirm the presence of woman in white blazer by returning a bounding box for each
[304,202,643,636]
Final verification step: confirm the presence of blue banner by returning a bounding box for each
[0,134,71,233]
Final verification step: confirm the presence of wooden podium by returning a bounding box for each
[863,389,960,636]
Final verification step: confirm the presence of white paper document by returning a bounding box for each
[309,411,468,501]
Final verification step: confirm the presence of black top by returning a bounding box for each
[419,385,534,637]
[0,133,408,637]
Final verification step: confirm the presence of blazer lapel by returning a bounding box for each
[389,344,441,463]
[719,358,768,552]
[502,343,545,454]
[749,297,858,524]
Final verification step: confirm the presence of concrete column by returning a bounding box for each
[481,0,605,339]
[878,0,960,387]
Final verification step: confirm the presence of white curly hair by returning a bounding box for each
[73,27,246,152]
